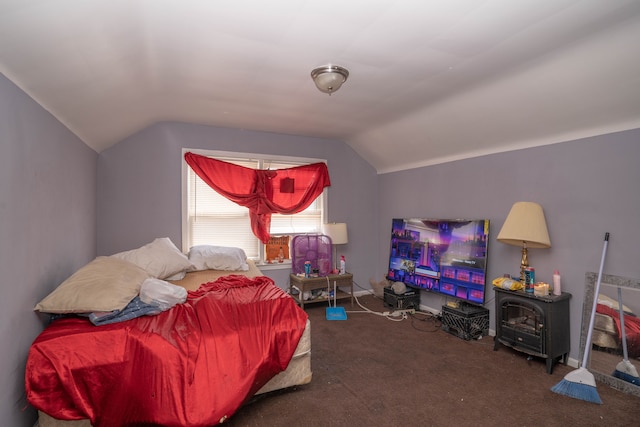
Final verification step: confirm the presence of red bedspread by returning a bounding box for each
[26,275,308,426]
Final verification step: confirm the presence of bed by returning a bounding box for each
[26,239,312,427]
[593,293,640,358]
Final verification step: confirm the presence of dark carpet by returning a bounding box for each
[227,294,638,427]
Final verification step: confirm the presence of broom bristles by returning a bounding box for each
[613,360,640,385]
[550,367,602,404]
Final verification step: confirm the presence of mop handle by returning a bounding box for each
[581,232,609,368]
[617,286,630,361]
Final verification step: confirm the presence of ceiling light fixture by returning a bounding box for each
[311,65,349,95]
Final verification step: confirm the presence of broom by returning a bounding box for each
[612,286,640,384]
[551,232,609,404]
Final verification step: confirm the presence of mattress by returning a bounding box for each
[256,318,312,395]
[34,263,312,426]
[168,261,263,290]
[591,294,629,351]
[593,312,619,350]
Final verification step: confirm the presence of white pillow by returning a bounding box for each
[139,278,187,311]
[188,245,249,271]
[112,237,194,279]
[34,256,149,314]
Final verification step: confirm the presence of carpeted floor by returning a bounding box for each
[227,294,638,427]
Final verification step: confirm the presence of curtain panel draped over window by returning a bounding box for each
[184,152,331,243]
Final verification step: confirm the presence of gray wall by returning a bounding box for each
[378,129,640,362]
[0,74,97,425]
[96,121,379,291]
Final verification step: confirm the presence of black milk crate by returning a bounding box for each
[441,304,489,340]
[383,287,420,310]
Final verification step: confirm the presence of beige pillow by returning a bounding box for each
[34,256,149,314]
[112,237,194,279]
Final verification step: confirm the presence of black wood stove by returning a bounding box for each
[493,287,571,374]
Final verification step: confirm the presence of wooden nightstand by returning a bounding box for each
[289,273,354,310]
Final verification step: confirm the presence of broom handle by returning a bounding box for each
[617,286,630,361]
[581,232,609,368]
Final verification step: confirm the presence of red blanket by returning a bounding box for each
[26,275,308,426]
[596,303,640,358]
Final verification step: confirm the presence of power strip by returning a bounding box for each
[382,308,416,317]
[392,308,415,316]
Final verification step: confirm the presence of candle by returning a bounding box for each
[534,282,549,297]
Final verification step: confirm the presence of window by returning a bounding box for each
[182,149,327,265]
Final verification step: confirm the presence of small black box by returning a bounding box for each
[383,287,420,310]
[441,304,489,340]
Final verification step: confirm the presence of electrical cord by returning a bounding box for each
[343,279,488,336]
[346,294,405,321]
[408,310,442,332]
[319,276,403,321]
[310,277,441,324]
[340,279,418,322]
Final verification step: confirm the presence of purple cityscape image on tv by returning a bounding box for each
[387,218,490,305]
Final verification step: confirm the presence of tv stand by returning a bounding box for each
[493,287,571,374]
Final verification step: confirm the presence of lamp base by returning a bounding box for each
[331,247,339,275]
[519,245,529,282]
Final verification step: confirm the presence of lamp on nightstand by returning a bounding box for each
[497,202,551,283]
[322,222,348,273]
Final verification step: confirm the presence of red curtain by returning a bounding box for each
[185,152,331,243]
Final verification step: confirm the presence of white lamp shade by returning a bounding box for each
[322,223,348,245]
[497,202,551,248]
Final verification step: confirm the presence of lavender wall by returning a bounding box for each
[0,74,97,425]
[378,130,640,362]
[3,66,640,425]
[96,122,378,290]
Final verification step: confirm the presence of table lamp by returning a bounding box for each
[322,222,348,273]
[497,202,551,282]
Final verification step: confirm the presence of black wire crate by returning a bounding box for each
[383,287,420,310]
[441,304,489,340]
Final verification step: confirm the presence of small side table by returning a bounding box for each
[289,273,354,310]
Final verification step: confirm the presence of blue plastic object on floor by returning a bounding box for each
[326,306,347,320]
[326,280,347,320]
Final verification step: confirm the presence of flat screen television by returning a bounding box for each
[386,218,490,305]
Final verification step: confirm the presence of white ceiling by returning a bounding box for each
[1,1,640,173]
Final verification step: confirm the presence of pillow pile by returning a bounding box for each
[34,240,250,315]
[34,256,149,314]
[112,237,194,279]
[188,245,249,271]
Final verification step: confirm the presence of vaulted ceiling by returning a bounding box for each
[2,1,640,173]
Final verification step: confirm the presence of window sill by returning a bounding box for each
[254,261,293,271]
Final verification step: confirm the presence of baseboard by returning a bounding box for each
[418,303,440,316]
[566,357,579,368]
[353,289,371,297]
